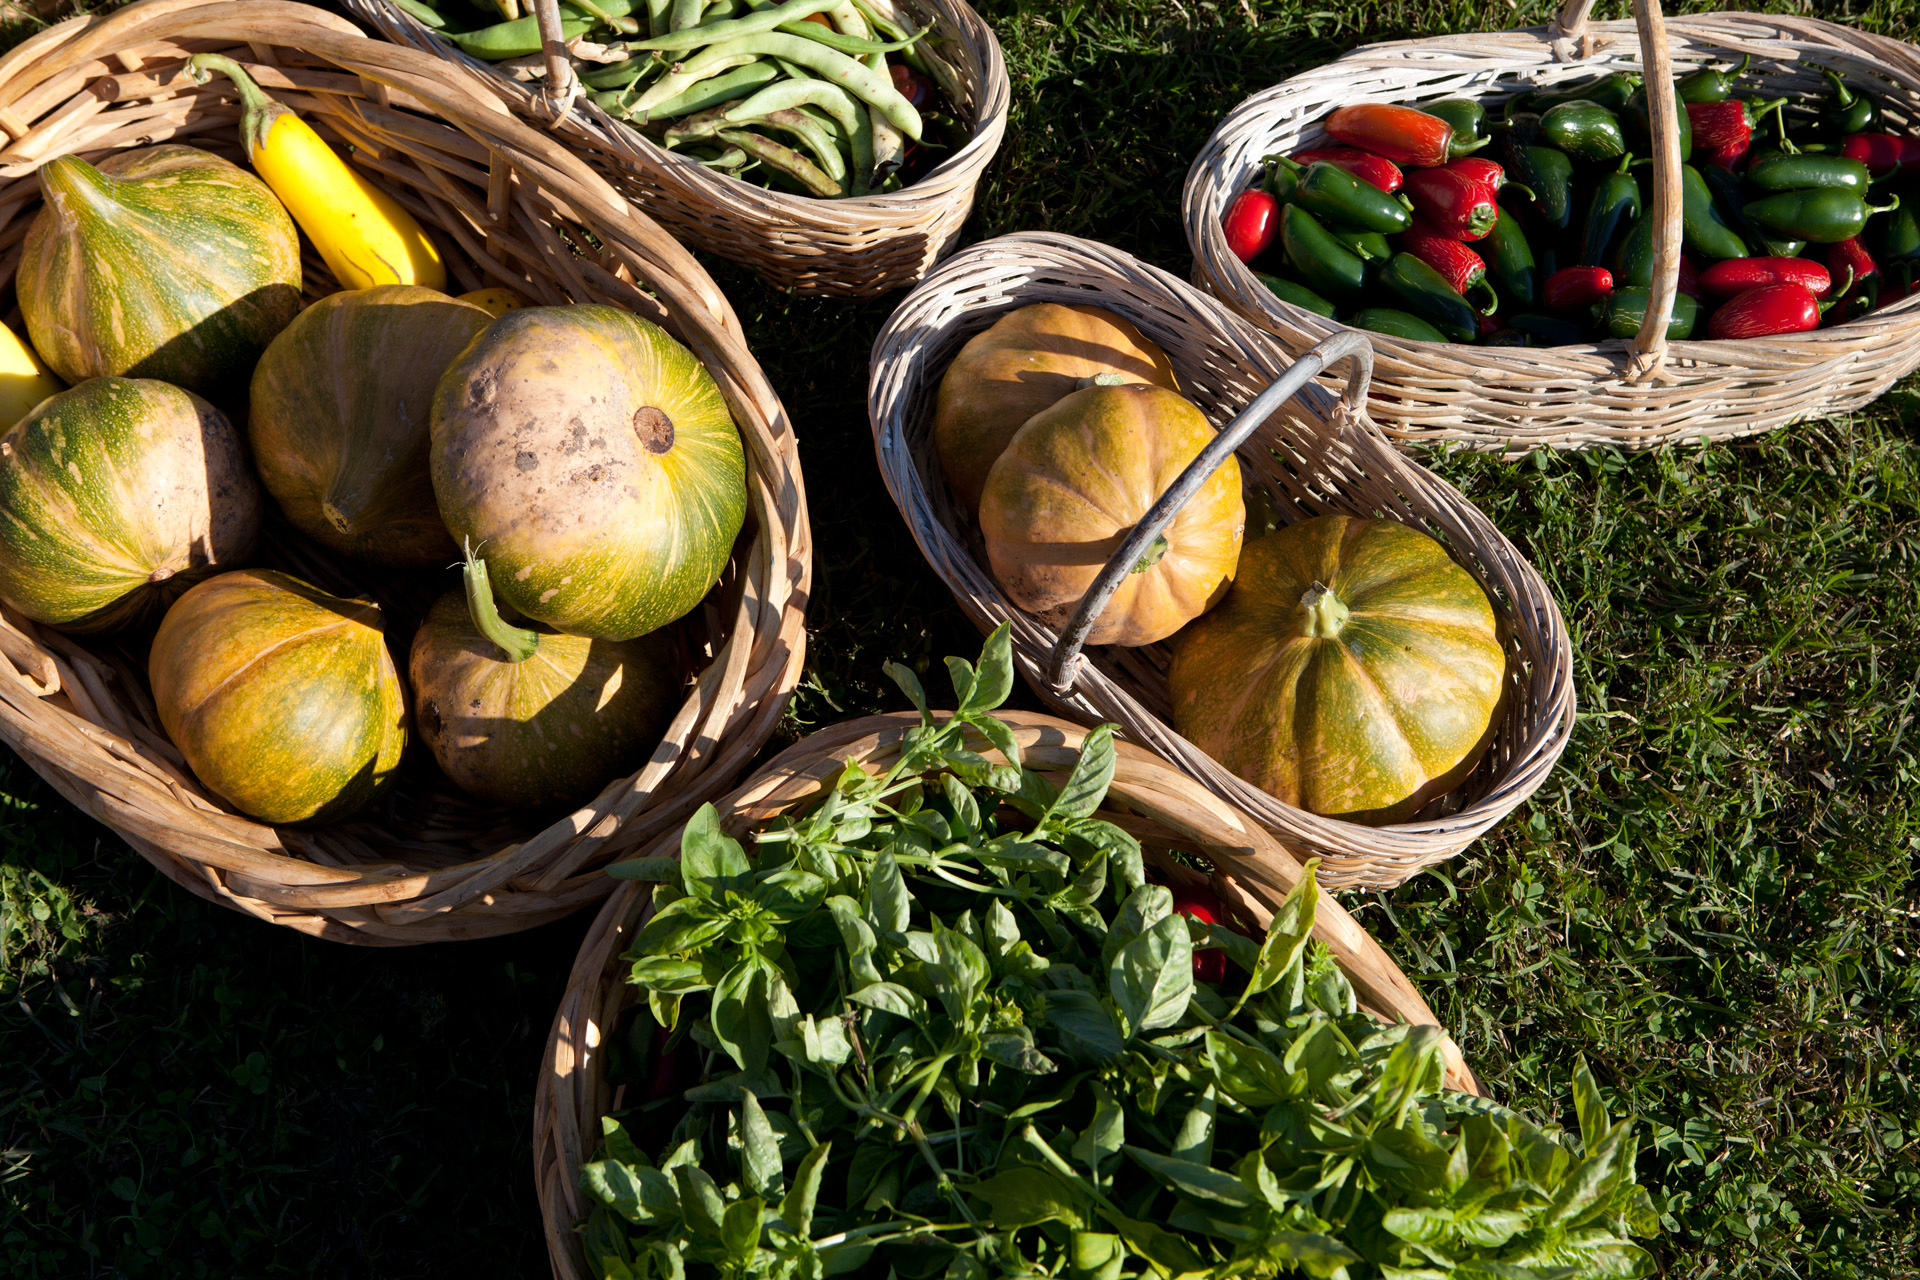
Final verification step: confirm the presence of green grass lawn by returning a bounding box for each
[2,0,1917,1275]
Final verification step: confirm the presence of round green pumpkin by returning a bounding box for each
[18,145,301,397]
[409,563,681,809]
[429,304,747,640]
[0,377,261,633]
[249,286,493,566]
[1167,515,1509,824]
[149,569,408,825]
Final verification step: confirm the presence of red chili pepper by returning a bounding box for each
[1687,97,1786,151]
[1445,156,1506,189]
[1324,102,1456,168]
[1543,265,1613,311]
[1405,167,1499,240]
[1698,256,1832,299]
[1678,254,1704,301]
[1707,282,1829,339]
[1222,188,1280,264]
[1402,216,1498,311]
[1290,146,1403,193]
[1168,883,1228,985]
[1839,132,1920,177]
[1827,236,1878,295]
[1705,138,1749,170]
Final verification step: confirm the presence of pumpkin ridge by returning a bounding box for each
[1304,640,1423,812]
[175,609,368,736]
[1339,620,1504,770]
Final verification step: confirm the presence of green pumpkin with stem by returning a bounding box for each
[410,551,682,810]
[17,145,301,398]
[1167,514,1509,824]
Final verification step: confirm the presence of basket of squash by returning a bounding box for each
[346,0,1010,297]
[0,0,810,943]
[1183,0,1920,451]
[867,231,1575,891]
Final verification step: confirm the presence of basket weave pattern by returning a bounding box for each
[0,0,811,944]
[346,0,1011,298]
[1183,7,1920,451]
[868,233,1575,890]
[533,710,1479,1280]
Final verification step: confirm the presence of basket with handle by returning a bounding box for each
[0,0,811,943]
[1184,0,1920,453]
[533,708,1482,1279]
[345,0,1010,298]
[867,231,1575,891]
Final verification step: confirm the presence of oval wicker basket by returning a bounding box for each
[534,708,1480,1279]
[1183,0,1920,452]
[867,232,1575,891]
[0,0,811,944]
[345,0,1010,298]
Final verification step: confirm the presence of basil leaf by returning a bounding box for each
[711,957,774,1077]
[625,956,711,995]
[966,1164,1089,1230]
[982,1029,1057,1076]
[1070,1081,1126,1178]
[679,804,750,900]
[826,895,883,988]
[1044,989,1125,1065]
[719,1193,762,1262]
[959,621,1014,715]
[847,980,928,1025]
[1048,722,1116,820]
[777,1140,831,1238]
[971,709,1024,771]
[866,848,911,937]
[928,917,990,1023]
[884,658,931,721]
[1234,871,1317,1015]
[580,1158,680,1226]
[1124,1145,1253,1207]
[1102,884,1171,972]
[671,1164,727,1239]
[753,868,828,920]
[1171,1085,1217,1166]
[1573,1055,1610,1153]
[737,1091,784,1201]
[1112,913,1193,1039]
[1206,1029,1298,1109]
[631,900,729,959]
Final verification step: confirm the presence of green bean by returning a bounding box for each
[574,0,640,33]
[846,0,906,41]
[772,56,813,80]
[865,48,903,187]
[450,8,595,60]
[688,144,752,170]
[617,58,779,118]
[703,0,742,16]
[624,46,760,115]
[580,54,660,88]
[628,0,835,50]
[728,79,872,190]
[826,1,867,37]
[669,0,703,29]
[490,0,520,20]
[392,0,449,29]
[647,0,670,36]
[798,100,870,192]
[718,127,841,195]
[774,20,922,55]
[741,107,848,189]
[659,32,922,137]
[663,103,739,144]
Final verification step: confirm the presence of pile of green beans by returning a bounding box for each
[405,0,961,198]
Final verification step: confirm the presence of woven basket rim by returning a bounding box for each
[0,0,811,944]
[532,707,1480,1280]
[1181,9,1920,449]
[866,230,1577,890]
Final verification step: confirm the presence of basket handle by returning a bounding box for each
[1548,0,1594,61]
[531,0,582,121]
[1044,331,1375,696]
[1629,0,1683,381]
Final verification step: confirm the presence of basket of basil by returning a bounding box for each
[533,627,1659,1279]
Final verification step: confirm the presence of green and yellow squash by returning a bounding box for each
[979,382,1244,647]
[1167,515,1509,824]
[430,304,747,641]
[149,569,408,825]
[410,556,681,809]
[17,145,301,397]
[249,286,493,566]
[0,377,261,633]
[934,303,1181,515]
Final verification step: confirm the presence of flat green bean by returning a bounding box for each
[846,0,906,41]
[826,1,867,37]
[798,99,871,192]
[647,0,670,36]
[725,75,859,134]
[450,8,595,60]
[618,58,778,118]
[580,54,660,88]
[574,0,640,33]
[718,127,840,195]
[628,0,835,50]
[393,0,448,30]
[742,107,848,188]
[865,49,903,186]
[624,47,759,114]
[774,19,922,55]
[658,32,922,137]
[663,104,739,144]
[669,0,703,30]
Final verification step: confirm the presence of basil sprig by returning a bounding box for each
[581,626,1659,1279]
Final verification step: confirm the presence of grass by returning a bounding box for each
[1,0,1917,1274]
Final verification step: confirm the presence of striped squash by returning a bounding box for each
[18,146,301,397]
[429,305,747,641]
[249,286,493,566]
[0,377,261,633]
[149,570,408,825]
[1167,515,1509,824]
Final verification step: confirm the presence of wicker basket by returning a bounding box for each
[1184,0,1920,452]
[867,232,1575,891]
[345,0,1010,298]
[534,709,1481,1280]
[0,0,811,944]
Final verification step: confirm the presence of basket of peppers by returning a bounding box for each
[1183,0,1920,452]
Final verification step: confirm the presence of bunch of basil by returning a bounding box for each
[578,626,1659,1280]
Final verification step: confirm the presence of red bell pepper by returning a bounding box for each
[1543,264,1613,311]
[1223,187,1280,264]
[1168,883,1228,985]
[1687,97,1786,152]
[1706,282,1831,339]
[1405,166,1499,240]
[1678,254,1704,301]
[1827,236,1878,295]
[1290,146,1403,193]
[1403,216,1498,311]
[1698,256,1832,299]
[1840,132,1920,178]
[1324,102,1458,168]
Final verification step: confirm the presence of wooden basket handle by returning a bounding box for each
[1631,0,1683,380]
[1549,0,1594,61]
[1044,331,1374,696]
[531,0,581,121]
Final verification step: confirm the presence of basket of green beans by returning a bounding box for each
[348,0,1008,297]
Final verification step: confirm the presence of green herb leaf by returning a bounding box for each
[580,1158,680,1226]
[1048,723,1116,820]
[866,848,911,937]
[679,805,751,901]
[719,1193,762,1263]
[1112,913,1193,1038]
[671,1164,726,1240]
[884,658,931,721]
[847,980,928,1024]
[958,622,1014,715]
[737,1091,784,1201]
[966,1164,1089,1230]
[1044,989,1126,1064]
[1071,1081,1126,1180]
[777,1140,831,1238]
[1124,1144,1254,1207]
[604,855,682,882]
[711,957,775,1077]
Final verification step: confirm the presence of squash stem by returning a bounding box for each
[462,545,540,663]
[1129,532,1169,574]
[185,54,287,161]
[1299,580,1351,638]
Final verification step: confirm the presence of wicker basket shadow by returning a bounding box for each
[0,0,811,944]
[866,232,1575,891]
[345,0,1010,298]
[533,709,1480,1279]
[1184,0,1920,452]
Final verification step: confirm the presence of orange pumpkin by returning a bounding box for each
[933,303,1180,515]
[978,382,1243,647]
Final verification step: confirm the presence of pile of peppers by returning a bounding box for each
[396,0,966,197]
[1222,54,1918,345]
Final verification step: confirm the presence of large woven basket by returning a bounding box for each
[868,232,1575,891]
[534,709,1481,1280]
[1184,0,1920,452]
[346,0,1009,298]
[0,0,811,944]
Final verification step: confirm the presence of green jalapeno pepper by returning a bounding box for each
[1676,54,1749,105]
[1269,156,1411,234]
[1327,225,1394,262]
[1501,114,1576,231]
[1744,151,1872,193]
[1422,98,1487,149]
[1700,163,1803,258]
[1541,100,1627,163]
[1744,188,1900,244]
[1610,215,1657,288]
[1374,252,1479,342]
[1485,202,1539,308]
[1351,307,1448,342]
[1822,69,1882,137]
[1874,198,1920,265]
[1625,86,1693,163]
[1594,287,1698,340]
[1681,164,1750,260]
[1279,204,1368,300]
[1580,154,1642,266]
[1256,272,1339,318]
[1523,71,1641,114]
